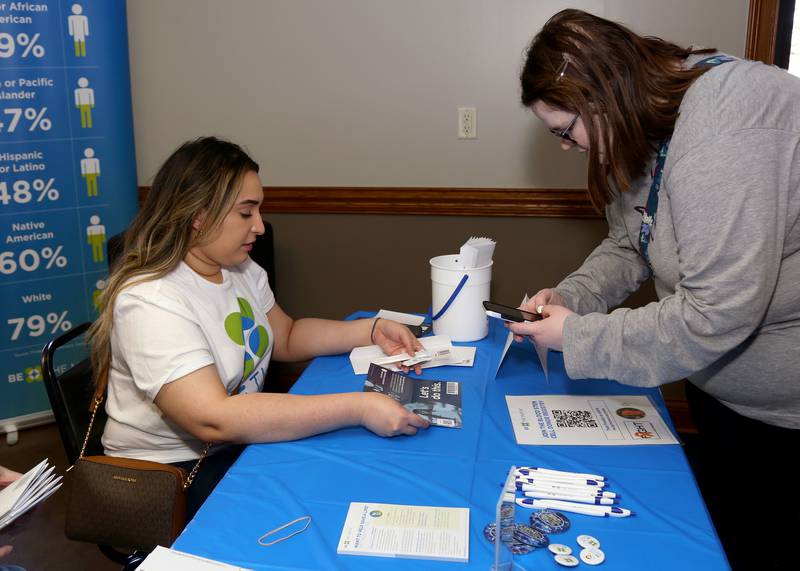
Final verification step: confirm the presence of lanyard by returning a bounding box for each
[636,55,736,265]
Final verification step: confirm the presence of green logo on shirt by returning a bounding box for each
[225,297,269,381]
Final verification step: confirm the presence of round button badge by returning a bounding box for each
[483,522,496,544]
[577,534,601,550]
[548,543,573,555]
[513,523,549,548]
[554,554,580,567]
[580,547,606,565]
[530,509,571,534]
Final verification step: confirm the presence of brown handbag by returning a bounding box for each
[64,370,209,552]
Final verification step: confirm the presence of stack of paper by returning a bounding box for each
[459,236,495,268]
[0,459,62,530]
[337,502,470,562]
[138,546,254,571]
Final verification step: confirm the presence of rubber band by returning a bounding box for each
[370,317,381,343]
[258,515,312,546]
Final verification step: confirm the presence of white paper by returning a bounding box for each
[375,309,425,327]
[461,236,495,268]
[506,394,679,446]
[494,294,548,379]
[137,546,254,571]
[337,502,469,563]
[0,458,61,530]
[350,336,475,374]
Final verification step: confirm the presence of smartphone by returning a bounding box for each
[483,301,542,323]
[407,323,432,338]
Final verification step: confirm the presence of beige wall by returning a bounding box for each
[126,0,749,186]
[126,1,750,399]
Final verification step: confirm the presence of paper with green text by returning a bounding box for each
[337,502,469,562]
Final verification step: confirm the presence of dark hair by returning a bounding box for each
[520,9,714,208]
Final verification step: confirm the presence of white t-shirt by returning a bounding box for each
[102,258,275,463]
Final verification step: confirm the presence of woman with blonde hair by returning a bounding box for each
[510,9,799,570]
[90,137,429,518]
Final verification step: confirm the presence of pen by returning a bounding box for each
[522,491,616,505]
[515,498,608,517]
[514,470,606,486]
[532,499,633,518]
[516,467,605,481]
[515,475,606,487]
[515,483,617,498]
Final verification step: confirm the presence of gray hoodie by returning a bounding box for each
[557,57,800,429]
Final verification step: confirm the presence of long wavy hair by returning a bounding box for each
[520,9,714,209]
[88,137,259,385]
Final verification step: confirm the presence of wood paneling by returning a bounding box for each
[138,186,601,218]
[746,0,781,63]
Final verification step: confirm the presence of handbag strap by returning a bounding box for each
[80,291,259,485]
[77,366,210,490]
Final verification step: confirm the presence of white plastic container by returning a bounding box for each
[430,254,492,342]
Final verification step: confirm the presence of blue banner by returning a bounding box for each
[0,1,137,427]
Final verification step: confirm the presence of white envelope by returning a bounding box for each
[349,335,475,374]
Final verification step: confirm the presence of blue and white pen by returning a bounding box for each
[530,498,633,518]
[515,498,610,517]
[515,482,617,498]
[522,491,616,505]
[515,475,606,487]
[516,467,605,481]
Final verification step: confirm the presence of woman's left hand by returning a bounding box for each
[507,305,573,351]
[372,319,424,374]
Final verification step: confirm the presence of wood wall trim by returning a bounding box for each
[138,186,601,218]
[746,0,781,63]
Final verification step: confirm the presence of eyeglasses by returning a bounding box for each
[550,113,579,145]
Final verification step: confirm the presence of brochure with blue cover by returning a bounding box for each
[365,363,462,428]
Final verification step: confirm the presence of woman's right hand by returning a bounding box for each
[359,393,430,437]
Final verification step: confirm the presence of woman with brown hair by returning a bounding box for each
[90,137,429,520]
[509,9,799,570]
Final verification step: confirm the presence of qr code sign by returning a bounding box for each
[552,409,598,428]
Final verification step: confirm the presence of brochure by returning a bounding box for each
[365,364,462,428]
[0,459,62,530]
[506,394,679,446]
[337,502,470,563]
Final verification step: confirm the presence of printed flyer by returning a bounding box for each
[506,394,678,445]
[337,502,469,562]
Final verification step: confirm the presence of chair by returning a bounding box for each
[41,323,146,570]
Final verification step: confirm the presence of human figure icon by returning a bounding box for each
[81,147,101,197]
[68,4,89,57]
[93,278,106,311]
[74,77,95,128]
[86,214,106,263]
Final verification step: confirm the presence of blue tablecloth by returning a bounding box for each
[174,315,729,570]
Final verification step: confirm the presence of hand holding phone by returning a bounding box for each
[483,300,542,323]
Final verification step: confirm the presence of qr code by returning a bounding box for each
[552,409,598,428]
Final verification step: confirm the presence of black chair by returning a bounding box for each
[41,323,146,571]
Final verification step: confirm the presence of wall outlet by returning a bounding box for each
[458,107,477,139]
